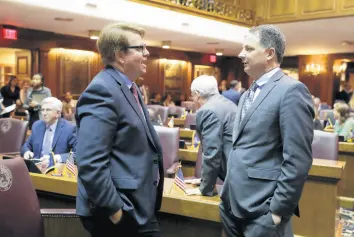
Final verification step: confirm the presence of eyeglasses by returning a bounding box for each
[124,44,147,53]
[40,108,53,113]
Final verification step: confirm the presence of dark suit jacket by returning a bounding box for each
[21,118,76,162]
[222,89,241,105]
[221,70,314,219]
[75,66,164,226]
[196,94,237,196]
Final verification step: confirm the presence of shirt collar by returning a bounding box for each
[47,119,58,131]
[255,67,280,88]
[115,69,133,89]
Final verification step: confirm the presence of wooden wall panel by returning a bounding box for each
[267,0,297,18]
[342,0,354,10]
[298,54,331,103]
[259,0,354,24]
[302,0,336,14]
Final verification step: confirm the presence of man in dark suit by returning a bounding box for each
[220,25,314,237]
[21,97,76,163]
[222,80,241,105]
[188,75,237,196]
[75,23,164,237]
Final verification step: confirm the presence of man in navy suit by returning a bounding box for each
[21,97,76,164]
[75,23,164,237]
[222,80,241,105]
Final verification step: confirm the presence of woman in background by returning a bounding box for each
[163,93,175,107]
[0,75,20,117]
[333,102,354,140]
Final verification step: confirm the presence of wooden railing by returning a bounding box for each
[129,0,256,26]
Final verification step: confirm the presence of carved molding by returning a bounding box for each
[129,0,256,26]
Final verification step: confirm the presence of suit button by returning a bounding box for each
[233,146,236,149]
[153,160,158,164]
[153,181,158,186]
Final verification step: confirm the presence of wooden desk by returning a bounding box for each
[29,158,345,237]
[173,118,185,127]
[179,129,195,140]
[338,142,354,201]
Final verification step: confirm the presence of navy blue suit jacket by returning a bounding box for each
[21,118,76,162]
[222,89,241,105]
[75,66,164,226]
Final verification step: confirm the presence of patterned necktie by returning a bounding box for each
[240,82,258,122]
[131,83,144,115]
[41,126,53,157]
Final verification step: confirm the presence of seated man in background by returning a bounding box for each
[188,75,238,196]
[222,80,241,105]
[21,97,76,164]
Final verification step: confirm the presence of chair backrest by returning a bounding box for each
[168,106,186,118]
[181,101,197,113]
[0,118,29,153]
[153,126,180,173]
[147,105,169,124]
[312,130,338,160]
[0,157,43,237]
[319,109,335,125]
[184,113,197,129]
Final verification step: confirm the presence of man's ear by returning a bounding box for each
[115,50,125,64]
[266,48,276,61]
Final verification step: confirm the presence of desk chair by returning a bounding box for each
[184,113,197,129]
[0,157,89,237]
[181,101,197,113]
[319,109,335,126]
[167,106,186,118]
[154,126,181,177]
[312,130,338,160]
[0,118,28,153]
[147,105,169,124]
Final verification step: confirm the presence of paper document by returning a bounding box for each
[0,104,16,115]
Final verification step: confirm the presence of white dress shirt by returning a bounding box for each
[253,67,280,102]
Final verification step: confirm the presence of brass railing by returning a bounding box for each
[129,0,256,26]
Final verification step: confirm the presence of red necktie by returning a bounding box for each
[131,83,144,115]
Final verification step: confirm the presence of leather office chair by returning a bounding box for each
[0,157,89,237]
[184,113,197,129]
[181,101,197,113]
[153,126,180,177]
[0,118,29,153]
[147,105,169,124]
[168,106,186,118]
[319,109,335,126]
[312,130,338,160]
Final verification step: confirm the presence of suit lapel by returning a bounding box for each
[105,68,157,150]
[52,119,63,151]
[234,70,285,144]
[37,122,46,157]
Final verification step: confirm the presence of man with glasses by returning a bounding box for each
[21,97,76,164]
[75,23,164,237]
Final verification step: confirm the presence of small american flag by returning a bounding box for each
[174,166,186,193]
[65,152,76,176]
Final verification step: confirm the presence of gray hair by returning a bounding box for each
[41,97,63,112]
[191,75,219,98]
[249,24,286,64]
